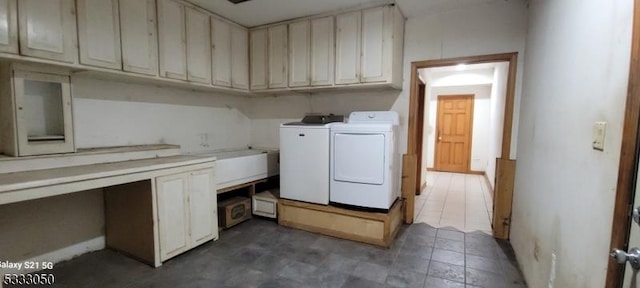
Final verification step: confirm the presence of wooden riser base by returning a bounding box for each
[277,198,403,248]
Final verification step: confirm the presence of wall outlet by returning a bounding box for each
[592,122,606,151]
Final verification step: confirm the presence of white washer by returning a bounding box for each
[280,122,334,205]
[330,111,401,210]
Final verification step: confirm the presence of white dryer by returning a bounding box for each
[330,111,401,210]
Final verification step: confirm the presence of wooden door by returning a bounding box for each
[120,0,158,76]
[211,17,231,87]
[231,26,249,89]
[18,0,77,63]
[288,20,310,87]
[268,24,288,88]
[250,28,268,90]
[185,7,211,84]
[77,0,122,70]
[361,6,388,83]
[156,173,190,261]
[188,169,217,247]
[310,16,334,86]
[435,95,474,173]
[335,11,361,85]
[0,0,18,54]
[157,0,187,80]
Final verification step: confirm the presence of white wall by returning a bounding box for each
[510,0,633,287]
[72,76,252,154]
[486,62,509,190]
[424,85,491,172]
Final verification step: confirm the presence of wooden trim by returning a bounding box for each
[402,154,417,224]
[216,178,268,195]
[492,158,516,239]
[606,0,640,286]
[415,81,426,195]
[426,167,484,176]
[407,52,519,237]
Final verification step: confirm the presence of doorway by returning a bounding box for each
[434,94,474,173]
[403,52,518,240]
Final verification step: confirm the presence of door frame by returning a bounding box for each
[405,52,518,239]
[606,0,640,286]
[433,94,475,173]
[416,80,426,194]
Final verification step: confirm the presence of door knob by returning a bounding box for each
[611,248,640,270]
[633,207,640,225]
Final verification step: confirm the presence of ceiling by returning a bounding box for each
[186,0,505,27]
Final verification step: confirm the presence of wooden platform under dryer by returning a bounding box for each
[277,199,403,248]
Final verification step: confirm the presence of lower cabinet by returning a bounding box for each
[156,168,218,262]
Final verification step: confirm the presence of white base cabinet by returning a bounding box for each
[156,168,217,262]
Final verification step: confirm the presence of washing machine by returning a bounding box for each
[280,114,344,205]
[330,111,400,210]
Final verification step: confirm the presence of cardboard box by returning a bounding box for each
[252,189,279,218]
[217,197,251,228]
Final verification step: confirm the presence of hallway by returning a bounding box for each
[414,172,494,234]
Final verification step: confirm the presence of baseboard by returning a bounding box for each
[483,173,494,198]
[427,168,485,176]
[0,236,105,276]
[420,181,427,193]
[426,168,436,171]
[468,170,485,175]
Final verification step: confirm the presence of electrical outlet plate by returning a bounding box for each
[592,122,606,151]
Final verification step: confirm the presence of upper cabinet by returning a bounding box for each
[268,25,288,89]
[211,18,232,87]
[77,0,122,70]
[288,20,310,88]
[335,11,361,85]
[157,0,187,80]
[18,0,77,63]
[250,28,268,90]
[185,7,211,84]
[310,16,334,87]
[361,5,403,85]
[231,26,249,89]
[120,0,158,76]
[0,0,18,54]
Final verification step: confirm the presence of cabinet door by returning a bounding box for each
[288,20,310,88]
[18,0,77,63]
[310,16,334,86]
[211,18,231,87]
[0,0,17,54]
[156,173,190,261]
[268,25,288,88]
[335,11,361,85]
[157,0,187,80]
[250,29,268,90]
[188,169,217,247]
[77,0,122,70]
[185,7,211,84]
[12,71,74,156]
[361,6,389,83]
[231,26,249,89]
[120,0,158,76]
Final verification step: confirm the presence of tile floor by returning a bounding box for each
[20,218,527,288]
[414,172,494,234]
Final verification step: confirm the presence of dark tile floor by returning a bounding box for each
[16,219,527,288]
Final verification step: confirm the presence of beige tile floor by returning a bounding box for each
[414,171,494,234]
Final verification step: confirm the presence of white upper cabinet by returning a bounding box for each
[268,25,288,88]
[250,28,268,90]
[288,20,310,88]
[185,7,211,84]
[335,11,361,85]
[361,6,389,83]
[231,26,249,89]
[18,0,77,63]
[310,16,334,87]
[0,0,17,54]
[157,0,187,80]
[211,18,232,87]
[77,0,122,70]
[120,0,158,76]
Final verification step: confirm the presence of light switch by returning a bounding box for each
[593,122,607,151]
